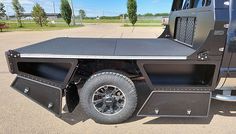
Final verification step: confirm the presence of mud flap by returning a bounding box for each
[65,84,80,113]
[11,76,63,115]
[158,25,171,38]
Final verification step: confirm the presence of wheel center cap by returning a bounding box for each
[104,96,114,105]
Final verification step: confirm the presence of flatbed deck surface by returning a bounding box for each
[15,38,195,59]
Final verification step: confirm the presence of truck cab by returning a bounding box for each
[5,0,236,124]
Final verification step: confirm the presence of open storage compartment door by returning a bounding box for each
[6,50,79,115]
[11,76,63,115]
[137,91,211,117]
[136,60,219,117]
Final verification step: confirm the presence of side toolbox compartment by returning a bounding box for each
[11,76,63,115]
[137,91,211,117]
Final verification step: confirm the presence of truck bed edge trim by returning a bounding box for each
[20,54,187,60]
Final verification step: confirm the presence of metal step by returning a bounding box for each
[212,94,236,102]
[212,90,236,102]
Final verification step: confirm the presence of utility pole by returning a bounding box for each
[78,10,83,25]
[52,1,56,14]
[122,14,125,24]
[70,0,76,26]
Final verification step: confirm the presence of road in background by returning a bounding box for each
[0,24,236,134]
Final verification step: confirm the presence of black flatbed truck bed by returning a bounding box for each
[5,0,236,124]
[15,38,194,59]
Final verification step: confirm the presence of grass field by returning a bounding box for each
[54,18,162,24]
[0,19,162,31]
[0,20,81,32]
[123,23,163,27]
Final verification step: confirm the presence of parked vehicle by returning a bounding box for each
[162,16,169,26]
[5,0,236,124]
[0,22,9,32]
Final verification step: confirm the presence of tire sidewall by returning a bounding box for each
[80,72,137,124]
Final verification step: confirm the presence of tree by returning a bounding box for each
[143,13,154,16]
[60,0,72,26]
[12,0,24,27]
[0,2,6,19]
[79,9,86,19]
[154,13,169,16]
[127,0,137,26]
[32,3,47,27]
[119,13,128,18]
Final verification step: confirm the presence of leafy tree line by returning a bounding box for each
[85,13,169,20]
[138,13,169,17]
[0,2,6,19]
[2,0,169,28]
[0,0,74,27]
[32,3,47,27]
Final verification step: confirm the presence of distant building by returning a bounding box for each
[9,13,61,20]
[162,16,169,26]
[0,16,8,20]
[45,13,61,20]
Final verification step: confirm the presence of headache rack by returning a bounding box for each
[175,17,196,46]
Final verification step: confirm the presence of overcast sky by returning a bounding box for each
[0,0,173,16]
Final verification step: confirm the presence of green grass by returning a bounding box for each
[80,19,163,27]
[123,23,163,27]
[83,19,122,23]
[81,19,163,27]
[55,18,162,24]
[135,20,162,23]
[55,18,123,23]
[0,18,162,32]
[82,19,162,24]
[123,20,163,27]
[0,20,81,32]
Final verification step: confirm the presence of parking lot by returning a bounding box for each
[0,24,236,134]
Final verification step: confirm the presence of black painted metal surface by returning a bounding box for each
[11,76,63,115]
[5,55,78,88]
[15,38,195,57]
[138,91,211,117]
[137,60,221,91]
[16,38,116,56]
[66,84,80,113]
